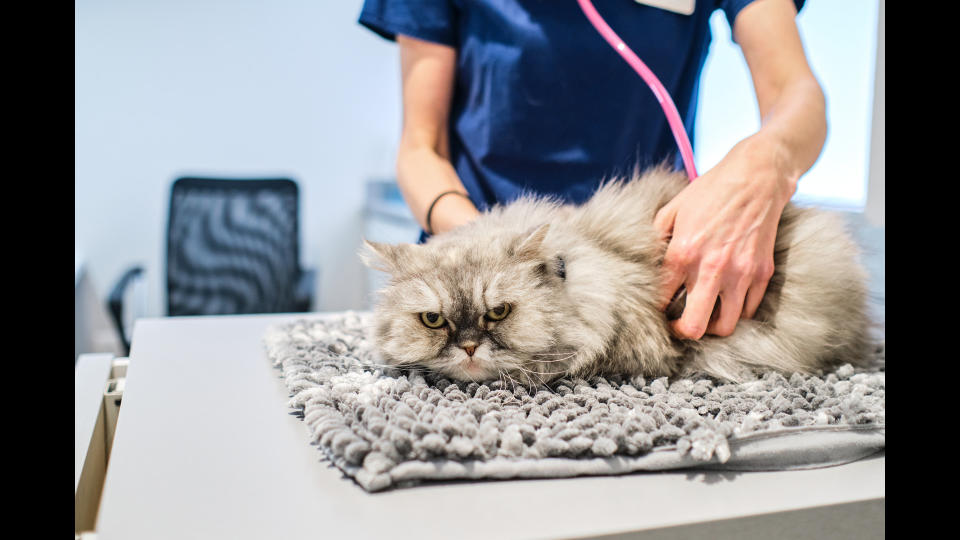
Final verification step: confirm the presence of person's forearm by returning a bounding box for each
[732,0,827,196]
[396,139,480,234]
[746,75,827,195]
[395,34,480,236]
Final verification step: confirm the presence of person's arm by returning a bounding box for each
[653,0,826,339]
[396,34,480,235]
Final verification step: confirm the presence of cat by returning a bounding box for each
[360,165,873,386]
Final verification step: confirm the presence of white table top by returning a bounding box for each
[95,313,884,540]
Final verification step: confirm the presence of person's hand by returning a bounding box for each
[653,136,797,339]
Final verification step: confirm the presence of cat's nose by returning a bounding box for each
[460,342,477,357]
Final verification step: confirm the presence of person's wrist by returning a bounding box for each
[738,134,798,203]
[428,192,479,235]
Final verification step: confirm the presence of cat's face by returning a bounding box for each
[361,225,574,384]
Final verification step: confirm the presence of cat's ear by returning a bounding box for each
[360,239,416,273]
[512,223,550,260]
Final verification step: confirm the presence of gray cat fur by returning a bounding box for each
[361,166,872,384]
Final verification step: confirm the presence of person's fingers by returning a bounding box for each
[706,286,748,337]
[653,202,677,241]
[656,223,688,310]
[703,262,752,335]
[741,260,774,319]
[658,260,687,310]
[670,271,722,340]
[664,286,687,321]
[742,281,769,320]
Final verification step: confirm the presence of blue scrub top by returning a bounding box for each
[358,0,804,237]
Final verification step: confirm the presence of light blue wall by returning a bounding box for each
[75,0,401,315]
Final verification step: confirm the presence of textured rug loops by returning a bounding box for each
[266,313,884,492]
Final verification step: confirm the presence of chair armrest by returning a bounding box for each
[108,266,144,353]
[293,268,317,312]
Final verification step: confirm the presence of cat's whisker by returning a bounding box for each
[518,370,544,394]
[513,365,569,377]
[358,361,422,372]
[532,354,576,364]
[531,351,578,365]
[354,360,452,382]
[497,367,510,392]
[508,366,551,391]
[500,367,518,394]
[463,368,480,386]
[356,358,420,369]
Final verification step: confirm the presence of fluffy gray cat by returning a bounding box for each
[361,166,872,385]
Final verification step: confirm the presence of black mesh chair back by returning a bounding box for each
[166,177,306,316]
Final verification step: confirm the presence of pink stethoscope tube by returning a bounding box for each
[576,0,699,181]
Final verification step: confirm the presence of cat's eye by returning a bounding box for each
[485,303,511,321]
[420,312,446,329]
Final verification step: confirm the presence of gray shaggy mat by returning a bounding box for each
[265,312,885,492]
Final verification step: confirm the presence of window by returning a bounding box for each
[695,1,880,211]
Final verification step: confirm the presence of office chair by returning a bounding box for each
[109,177,317,353]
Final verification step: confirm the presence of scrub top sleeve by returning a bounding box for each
[358,0,458,47]
[718,0,806,37]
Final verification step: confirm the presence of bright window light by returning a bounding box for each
[695,1,880,211]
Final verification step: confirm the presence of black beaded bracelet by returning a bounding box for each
[425,190,471,235]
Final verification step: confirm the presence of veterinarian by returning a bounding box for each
[357,0,825,341]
